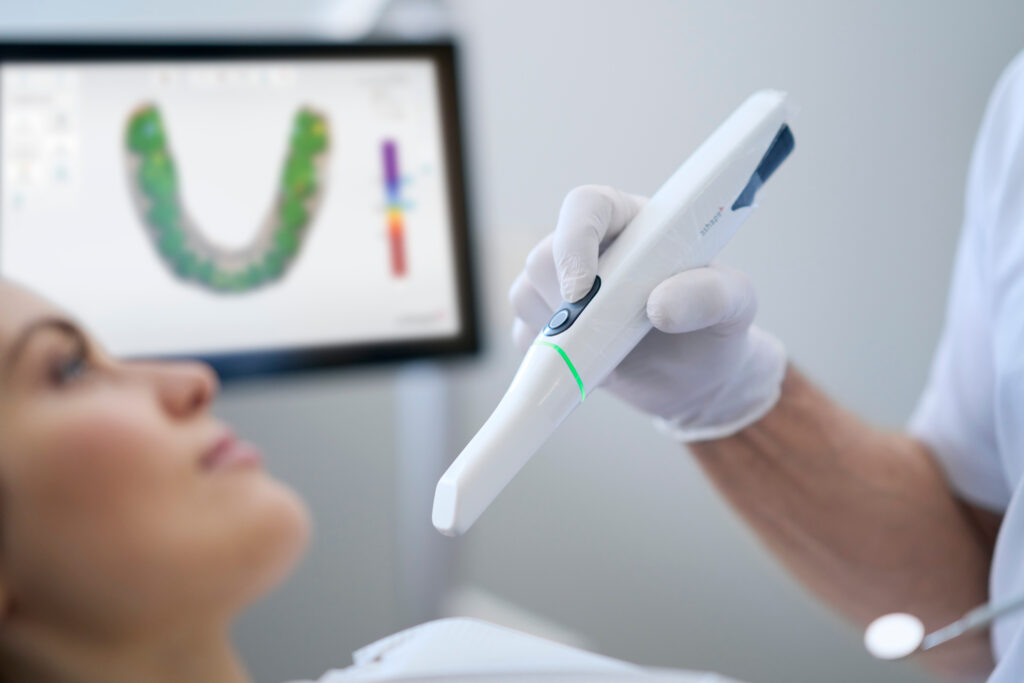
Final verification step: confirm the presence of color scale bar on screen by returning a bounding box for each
[382,140,407,277]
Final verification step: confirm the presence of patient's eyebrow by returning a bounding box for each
[3,317,84,376]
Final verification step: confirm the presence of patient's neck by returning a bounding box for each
[2,617,251,683]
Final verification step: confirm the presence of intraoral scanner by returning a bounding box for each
[433,90,795,536]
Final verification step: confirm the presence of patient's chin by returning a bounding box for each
[229,480,312,608]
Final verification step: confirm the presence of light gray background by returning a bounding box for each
[3,2,1024,682]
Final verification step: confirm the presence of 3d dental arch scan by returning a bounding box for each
[125,104,331,293]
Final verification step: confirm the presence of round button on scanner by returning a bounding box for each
[548,308,571,329]
[543,276,602,337]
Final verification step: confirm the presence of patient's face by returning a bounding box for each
[0,281,309,638]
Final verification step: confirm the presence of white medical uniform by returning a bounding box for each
[909,49,1024,681]
[286,618,738,682]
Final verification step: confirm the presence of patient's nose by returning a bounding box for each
[146,361,220,418]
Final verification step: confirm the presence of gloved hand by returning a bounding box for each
[508,185,788,442]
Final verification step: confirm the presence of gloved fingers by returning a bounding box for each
[508,272,554,331]
[646,264,758,336]
[523,232,563,309]
[552,185,647,302]
[511,317,536,354]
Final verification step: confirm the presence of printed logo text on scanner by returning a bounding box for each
[124,105,329,294]
[700,206,725,237]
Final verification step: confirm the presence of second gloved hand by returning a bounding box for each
[508,185,788,442]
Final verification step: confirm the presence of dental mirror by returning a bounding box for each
[866,592,1024,661]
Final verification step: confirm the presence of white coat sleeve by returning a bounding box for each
[907,51,1024,512]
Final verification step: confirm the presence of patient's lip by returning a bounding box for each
[201,431,263,471]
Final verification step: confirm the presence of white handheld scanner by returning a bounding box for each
[433,90,794,536]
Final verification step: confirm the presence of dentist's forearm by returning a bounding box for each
[688,365,1001,680]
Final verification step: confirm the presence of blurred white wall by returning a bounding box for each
[2,2,1024,682]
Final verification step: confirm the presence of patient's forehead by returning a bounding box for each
[0,281,64,349]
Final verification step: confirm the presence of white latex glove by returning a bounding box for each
[508,185,787,442]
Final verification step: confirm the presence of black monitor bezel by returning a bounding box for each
[0,40,479,380]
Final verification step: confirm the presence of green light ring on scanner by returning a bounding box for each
[532,340,586,402]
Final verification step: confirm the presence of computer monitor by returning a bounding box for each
[0,42,477,379]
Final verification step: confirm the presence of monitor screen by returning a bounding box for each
[0,43,476,378]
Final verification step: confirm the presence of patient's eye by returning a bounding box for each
[42,330,95,388]
[51,347,91,386]
[3,318,101,390]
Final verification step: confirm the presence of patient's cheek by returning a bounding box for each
[35,400,168,508]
